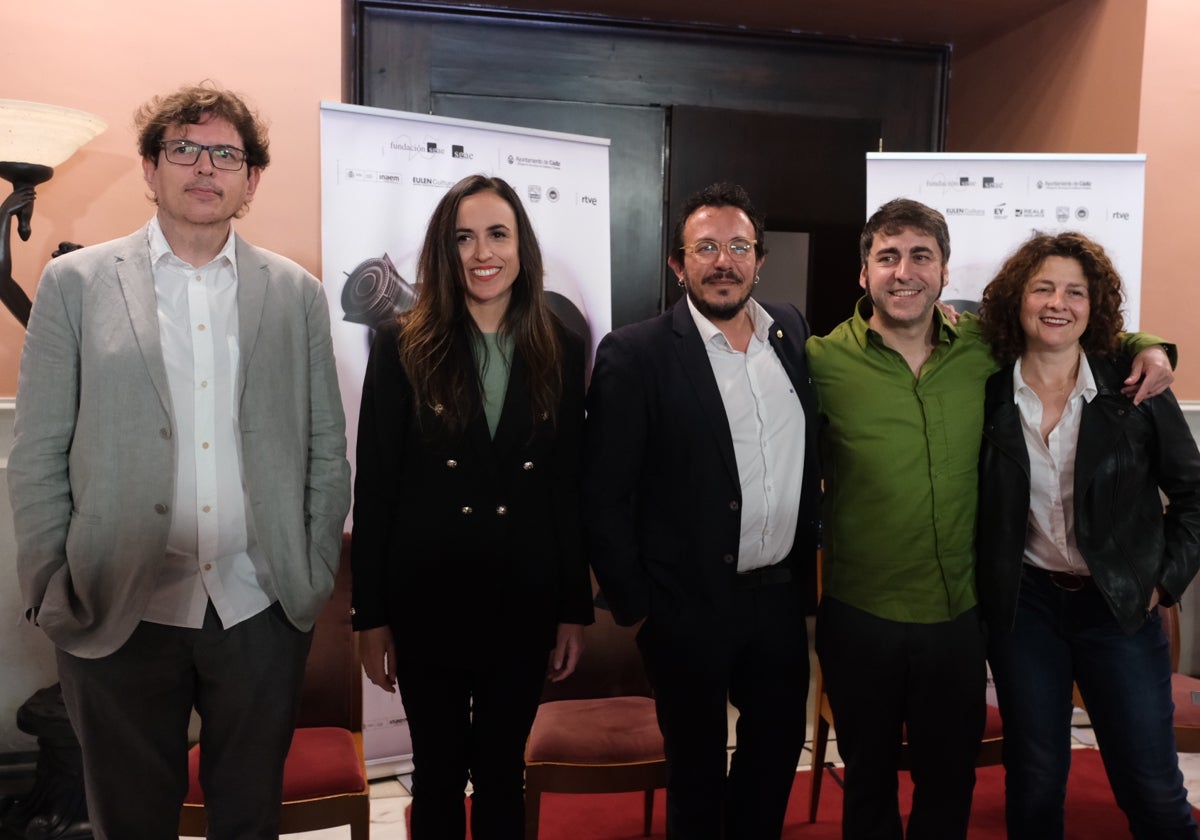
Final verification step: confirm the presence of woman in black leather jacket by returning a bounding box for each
[977,231,1200,840]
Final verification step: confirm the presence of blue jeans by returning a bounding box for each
[988,565,1197,840]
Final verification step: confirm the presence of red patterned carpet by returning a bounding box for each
[510,748,1199,839]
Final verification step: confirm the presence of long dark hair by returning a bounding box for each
[398,174,562,433]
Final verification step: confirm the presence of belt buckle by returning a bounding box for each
[1049,571,1085,592]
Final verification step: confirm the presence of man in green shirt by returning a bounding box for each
[807,198,1174,839]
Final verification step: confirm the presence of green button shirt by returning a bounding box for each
[807,297,1169,624]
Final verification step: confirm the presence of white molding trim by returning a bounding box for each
[0,398,12,470]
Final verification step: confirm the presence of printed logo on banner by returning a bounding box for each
[528,185,542,203]
[1036,179,1094,191]
[1112,210,1132,221]
[342,168,403,185]
[1056,206,1071,222]
[993,203,1008,220]
[924,175,974,191]
[507,153,562,170]
[1014,208,1045,219]
[945,207,985,217]
[1075,207,1090,221]
[387,135,445,160]
[452,145,474,160]
[580,194,600,207]
[547,187,560,203]
[982,176,1004,189]
[410,175,456,188]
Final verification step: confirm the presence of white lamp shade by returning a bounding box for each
[0,99,107,168]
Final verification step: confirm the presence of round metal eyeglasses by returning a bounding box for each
[680,238,757,262]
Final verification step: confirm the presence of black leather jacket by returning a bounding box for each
[977,354,1200,635]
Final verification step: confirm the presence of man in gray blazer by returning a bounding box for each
[7,84,350,840]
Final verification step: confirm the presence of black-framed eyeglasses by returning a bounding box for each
[680,238,758,262]
[159,139,248,172]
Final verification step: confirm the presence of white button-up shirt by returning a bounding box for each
[1013,354,1098,576]
[141,217,275,629]
[687,296,806,572]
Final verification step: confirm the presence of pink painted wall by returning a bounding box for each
[0,0,342,395]
[948,0,1147,155]
[947,0,1200,398]
[1137,0,1200,399]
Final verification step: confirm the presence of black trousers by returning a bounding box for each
[56,601,312,840]
[816,596,987,840]
[636,577,810,840]
[396,647,549,840]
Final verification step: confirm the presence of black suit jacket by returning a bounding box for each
[583,299,821,627]
[351,320,594,662]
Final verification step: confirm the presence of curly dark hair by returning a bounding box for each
[860,198,950,265]
[670,182,767,261]
[135,82,270,171]
[978,231,1124,363]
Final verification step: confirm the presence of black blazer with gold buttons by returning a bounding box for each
[350,318,593,663]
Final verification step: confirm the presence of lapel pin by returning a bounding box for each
[776,329,783,339]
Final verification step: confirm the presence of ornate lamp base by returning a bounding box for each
[0,684,91,840]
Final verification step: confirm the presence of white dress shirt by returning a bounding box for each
[687,296,806,572]
[141,217,275,629]
[1013,354,1098,576]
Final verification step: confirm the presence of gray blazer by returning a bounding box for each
[8,224,351,658]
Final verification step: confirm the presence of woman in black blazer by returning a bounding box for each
[976,231,1200,839]
[351,174,593,839]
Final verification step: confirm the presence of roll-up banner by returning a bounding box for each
[320,102,612,775]
[866,153,1145,328]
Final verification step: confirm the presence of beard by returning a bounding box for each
[684,267,753,322]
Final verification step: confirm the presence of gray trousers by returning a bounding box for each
[56,601,312,840]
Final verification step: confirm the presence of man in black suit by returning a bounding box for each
[584,183,820,839]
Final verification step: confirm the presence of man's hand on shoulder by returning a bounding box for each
[1124,345,1174,405]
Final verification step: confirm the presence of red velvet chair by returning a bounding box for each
[1154,604,1200,752]
[523,604,666,840]
[1068,604,1200,752]
[179,537,369,838]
